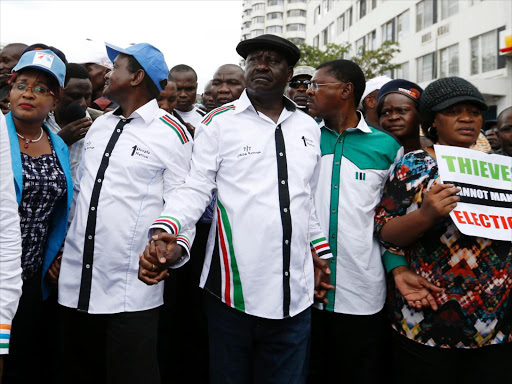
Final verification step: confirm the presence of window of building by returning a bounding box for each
[287,9,306,17]
[244,8,252,17]
[439,44,459,77]
[313,35,320,48]
[253,3,265,11]
[355,37,365,53]
[382,19,395,43]
[251,29,264,37]
[266,26,283,33]
[396,62,410,80]
[267,0,283,6]
[440,0,458,20]
[242,34,251,41]
[243,21,251,28]
[366,30,376,51]
[471,29,505,74]
[348,7,353,27]
[323,0,331,14]
[314,5,321,23]
[252,16,265,24]
[337,14,345,34]
[371,0,377,10]
[287,23,306,31]
[289,37,305,44]
[288,0,306,3]
[358,0,367,19]
[322,28,329,45]
[416,0,435,32]
[417,53,435,82]
[397,10,410,41]
[267,12,283,20]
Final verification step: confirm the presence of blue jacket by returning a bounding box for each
[6,112,73,299]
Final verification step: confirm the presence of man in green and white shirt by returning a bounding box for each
[307,60,403,383]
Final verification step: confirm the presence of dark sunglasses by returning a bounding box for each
[289,80,311,89]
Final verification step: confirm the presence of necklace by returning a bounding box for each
[16,127,44,148]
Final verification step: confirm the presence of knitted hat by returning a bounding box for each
[420,77,487,131]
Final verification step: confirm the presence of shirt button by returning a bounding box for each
[284,271,289,277]
[117,129,121,133]
[97,178,102,183]
[283,208,288,213]
[335,161,340,165]
[105,153,110,157]
[285,240,289,245]
[88,235,93,240]
[279,152,283,156]
[122,119,127,123]
[91,207,95,211]
[330,259,335,264]
[85,264,91,269]
[281,180,286,185]
[331,234,335,238]
[334,185,338,189]
[332,209,336,213]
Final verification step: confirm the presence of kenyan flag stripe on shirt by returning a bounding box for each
[160,115,188,144]
[217,199,245,311]
[202,105,235,126]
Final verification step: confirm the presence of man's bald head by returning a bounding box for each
[0,43,28,85]
[211,64,245,107]
[497,106,512,127]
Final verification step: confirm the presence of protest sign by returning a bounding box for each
[435,145,512,241]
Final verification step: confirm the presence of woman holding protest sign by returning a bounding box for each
[374,77,512,384]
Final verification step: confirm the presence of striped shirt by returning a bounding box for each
[151,90,332,319]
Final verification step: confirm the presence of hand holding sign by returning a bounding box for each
[419,183,460,225]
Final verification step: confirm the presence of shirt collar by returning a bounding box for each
[112,99,159,124]
[322,111,372,135]
[234,89,297,115]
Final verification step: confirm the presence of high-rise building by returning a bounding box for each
[240,0,511,116]
[241,0,308,45]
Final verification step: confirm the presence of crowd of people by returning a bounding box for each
[0,33,511,384]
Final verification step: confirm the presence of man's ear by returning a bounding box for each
[131,69,145,87]
[340,82,354,101]
[287,66,294,82]
[366,94,377,109]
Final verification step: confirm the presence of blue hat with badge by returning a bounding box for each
[105,42,169,92]
[12,49,66,87]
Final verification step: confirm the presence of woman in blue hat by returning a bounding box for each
[2,49,72,383]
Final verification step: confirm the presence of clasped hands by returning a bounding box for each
[138,229,185,285]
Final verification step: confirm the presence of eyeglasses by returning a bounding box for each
[13,83,55,97]
[307,82,344,92]
[289,79,311,89]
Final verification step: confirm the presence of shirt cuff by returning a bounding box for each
[0,324,11,354]
[382,250,408,274]
[167,235,191,269]
[149,216,181,235]
[311,237,333,259]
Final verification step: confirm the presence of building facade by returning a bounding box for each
[240,0,511,117]
[241,0,308,45]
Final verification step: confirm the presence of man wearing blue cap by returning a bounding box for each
[57,43,193,383]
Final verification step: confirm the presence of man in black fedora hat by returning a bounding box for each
[139,34,331,383]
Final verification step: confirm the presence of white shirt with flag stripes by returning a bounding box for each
[150,90,332,320]
[58,100,194,314]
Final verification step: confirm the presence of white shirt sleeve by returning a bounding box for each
[0,113,23,354]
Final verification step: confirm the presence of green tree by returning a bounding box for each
[295,41,401,80]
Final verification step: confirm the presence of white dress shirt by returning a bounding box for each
[59,100,193,314]
[0,113,22,353]
[174,106,206,128]
[150,90,332,320]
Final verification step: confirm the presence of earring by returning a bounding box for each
[428,126,437,136]
[7,103,10,109]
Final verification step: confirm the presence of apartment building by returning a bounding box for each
[240,0,511,116]
[241,0,309,45]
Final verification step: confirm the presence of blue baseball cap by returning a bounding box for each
[105,42,169,92]
[12,49,66,87]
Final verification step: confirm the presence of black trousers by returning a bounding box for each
[308,307,392,384]
[392,330,512,384]
[58,305,160,384]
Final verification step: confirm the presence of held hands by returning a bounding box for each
[138,230,184,285]
[392,266,444,311]
[419,183,461,225]
[46,253,62,286]
[57,117,92,145]
[313,250,335,304]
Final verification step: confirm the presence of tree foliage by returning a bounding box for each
[295,41,401,80]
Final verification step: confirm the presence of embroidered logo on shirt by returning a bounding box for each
[301,136,315,147]
[237,145,262,159]
[131,145,151,159]
[355,172,366,181]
